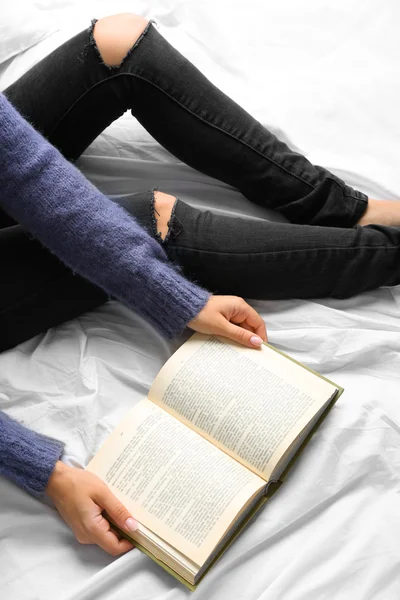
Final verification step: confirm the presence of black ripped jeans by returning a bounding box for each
[2,20,400,351]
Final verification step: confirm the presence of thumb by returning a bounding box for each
[94,485,139,534]
[218,318,264,349]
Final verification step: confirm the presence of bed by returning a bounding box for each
[1,1,400,598]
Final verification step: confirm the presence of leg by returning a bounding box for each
[96,192,400,300]
[4,14,368,229]
[91,191,400,303]
[91,17,400,231]
[160,201,400,300]
[90,16,370,228]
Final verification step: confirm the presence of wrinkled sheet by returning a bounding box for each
[1,1,400,599]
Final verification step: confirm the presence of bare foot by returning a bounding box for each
[358,199,400,227]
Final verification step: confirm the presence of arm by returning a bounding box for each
[0,93,210,338]
[0,411,63,497]
[0,411,138,556]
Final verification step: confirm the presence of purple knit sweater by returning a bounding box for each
[0,93,210,497]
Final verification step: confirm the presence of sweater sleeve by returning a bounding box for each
[0,411,64,497]
[0,94,210,338]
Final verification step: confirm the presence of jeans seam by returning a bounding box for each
[115,73,317,191]
[48,73,314,192]
[168,243,400,257]
[47,77,122,139]
[325,175,367,203]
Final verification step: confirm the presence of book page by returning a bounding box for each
[86,399,264,566]
[149,334,338,481]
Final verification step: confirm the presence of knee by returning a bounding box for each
[154,191,176,241]
[93,13,149,67]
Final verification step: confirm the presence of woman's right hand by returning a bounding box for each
[46,461,138,556]
[187,295,268,348]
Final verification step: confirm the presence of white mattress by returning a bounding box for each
[1,1,400,599]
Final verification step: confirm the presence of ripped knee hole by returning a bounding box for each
[92,13,151,68]
[153,191,177,241]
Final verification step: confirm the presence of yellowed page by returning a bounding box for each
[86,399,264,567]
[148,333,338,481]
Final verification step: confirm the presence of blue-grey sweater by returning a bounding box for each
[0,93,210,497]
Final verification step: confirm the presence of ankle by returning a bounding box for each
[357,198,377,226]
[357,198,400,227]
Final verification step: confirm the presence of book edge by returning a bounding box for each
[263,341,344,398]
[110,492,272,591]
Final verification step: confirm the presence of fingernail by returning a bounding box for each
[125,518,139,532]
[250,335,263,346]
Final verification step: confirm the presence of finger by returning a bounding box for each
[238,321,267,342]
[93,485,139,535]
[93,514,134,556]
[239,322,255,333]
[217,317,264,348]
[243,307,268,342]
[230,302,268,343]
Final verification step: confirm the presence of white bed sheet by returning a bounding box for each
[1,1,400,599]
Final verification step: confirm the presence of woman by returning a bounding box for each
[1,14,399,557]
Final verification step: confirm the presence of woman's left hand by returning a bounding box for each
[46,461,137,556]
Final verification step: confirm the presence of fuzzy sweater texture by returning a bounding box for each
[0,93,210,497]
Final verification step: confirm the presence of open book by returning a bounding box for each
[87,333,342,588]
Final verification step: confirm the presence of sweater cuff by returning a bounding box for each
[139,265,211,339]
[0,412,64,498]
